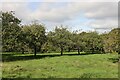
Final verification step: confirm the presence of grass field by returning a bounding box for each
[2,52,118,78]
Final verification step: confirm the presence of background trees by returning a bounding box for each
[84,32,104,54]
[102,28,120,53]
[1,11,119,56]
[1,11,47,56]
[71,31,86,54]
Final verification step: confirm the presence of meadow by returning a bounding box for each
[1,3,120,80]
[2,52,118,78]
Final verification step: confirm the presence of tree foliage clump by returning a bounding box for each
[47,26,71,55]
[2,11,21,52]
[22,23,46,56]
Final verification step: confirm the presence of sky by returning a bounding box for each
[1,0,119,33]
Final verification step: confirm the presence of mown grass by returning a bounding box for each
[2,52,118,78]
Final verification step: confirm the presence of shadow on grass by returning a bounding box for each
[2,52,95,62]
[108,57,119,63]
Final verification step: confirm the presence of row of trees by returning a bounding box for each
[1,11,120,56]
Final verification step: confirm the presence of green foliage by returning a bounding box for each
[1,11,119,55]
[2,11,21,52]
[47,26,71,55]
[84,32,104,53]
[22,22,46,56]
[102,28,120,53]
[71,31,87,54]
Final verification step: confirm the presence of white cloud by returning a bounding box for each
[1,1,118,31]
[84,3,118,19]
[88,19,118,29]
[82,2,118,29]
[29,3,78,22]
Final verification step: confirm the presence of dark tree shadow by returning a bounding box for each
[2,52,99,62]
[108,57,119,63]
[2,53,60,62]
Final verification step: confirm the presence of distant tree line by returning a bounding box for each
[1,12,120,56]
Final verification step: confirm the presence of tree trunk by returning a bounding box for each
[92,48,94,54]
[91,44,94,54]
[78,48,80,54]
[38,46,42,53]
[34,46,37,57]
[68,47,71,52]
[21,48,24,54]
[61,47,63,55]
[102,48,105,54]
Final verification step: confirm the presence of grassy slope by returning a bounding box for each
[2,52,118,78]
